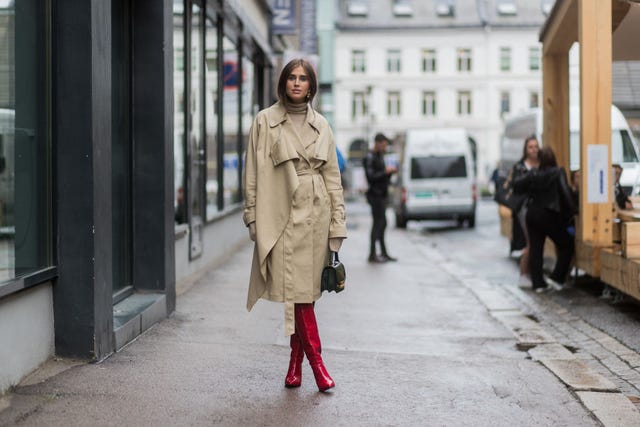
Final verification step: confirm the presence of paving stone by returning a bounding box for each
[600,356,637,377]
[577,391,640,427]
[528,343,575,361]
[621,353,640,369]
[540,359,618,392]
[597,336,637,357]
[471,288,519,312]
[492,312,556,347]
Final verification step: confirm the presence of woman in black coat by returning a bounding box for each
[513,146,576,292]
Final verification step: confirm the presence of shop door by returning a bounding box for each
[187,1,205,259]
[112,0,133,303]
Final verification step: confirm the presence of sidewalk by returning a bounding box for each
[0,200,632,426]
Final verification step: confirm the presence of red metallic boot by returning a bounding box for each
[284,333,303,388]
[294,303,335,392]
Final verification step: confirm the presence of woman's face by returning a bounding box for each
[526,139,539,161]
[286,66,310,103]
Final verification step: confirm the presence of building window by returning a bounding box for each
[457,91,472,115]
[205,15,219,219]
[222,35,241,207]
[352,91,368,119]
[387,49,401,73]
[529,91,539,108]
[387,91,401,116]
[497,0,517,16]
[435,0,454,17]
[175,47,184,71]
[529,46,541,71]
[500,47,511,72]
[393,0,413,16]
[500,91,510,114]
[352,50,366,73]
[174,1,186,225]
[347,0,368,16]
[0,0,52,286]
[457,48,472,72]
[422,49,437,73]
[422,91,437,116]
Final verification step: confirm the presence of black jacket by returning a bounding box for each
[507,160,531,212]
[363,151,390,198]
[513,166,576,218]
[615,182,631,210]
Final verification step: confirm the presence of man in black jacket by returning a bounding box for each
[364,133,397,263]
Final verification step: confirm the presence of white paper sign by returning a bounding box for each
[586,144,608,203]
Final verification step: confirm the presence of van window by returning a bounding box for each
[570,129,639,168]
[612,130,639,163]
[411,156,467,179]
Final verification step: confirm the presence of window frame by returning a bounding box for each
[0,0,56,296]
[500,47,511,72]
[422,49,437,73]
[352,91,368,119]
[422,91,437,116]
[387,49,402,73]
[387,91,401,116]
[457,48,472,72]
[500,91,510,115]
[351,49,366,74]
[529,46,541,71]
[457,91,472,115]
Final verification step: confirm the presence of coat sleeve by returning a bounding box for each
[320,127,347,239]
[243,117,260,226]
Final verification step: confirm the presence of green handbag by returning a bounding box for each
[321,251,346,293]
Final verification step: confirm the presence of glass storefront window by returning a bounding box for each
[222,36,240,206]
[112,0,133,301]
[187,2,205,258]
[241,58,255,157]
[173,0,185,224]
[205,15,218,220]
[0,0,51,282]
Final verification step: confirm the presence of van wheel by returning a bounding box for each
[395,213,407,229]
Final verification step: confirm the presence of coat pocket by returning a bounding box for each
[270,139,299,166]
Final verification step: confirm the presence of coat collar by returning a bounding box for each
[267,101,322,133]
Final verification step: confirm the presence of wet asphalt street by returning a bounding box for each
[1,198,640,426]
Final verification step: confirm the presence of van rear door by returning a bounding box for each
[408,154,469,214]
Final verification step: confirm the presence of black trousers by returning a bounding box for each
[367,194,388,256]
[526,205,575,288]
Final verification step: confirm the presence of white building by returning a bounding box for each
[333,0,565,185]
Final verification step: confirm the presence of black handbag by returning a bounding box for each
[321,251,346,293]
[494,168,526,212]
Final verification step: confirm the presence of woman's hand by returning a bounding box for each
[248,222,256,241]
[329,237,344,252]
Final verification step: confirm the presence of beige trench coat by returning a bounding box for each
[243,101,347,336]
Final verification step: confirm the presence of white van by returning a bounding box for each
[500,105,640,195]
[392,128,477,228]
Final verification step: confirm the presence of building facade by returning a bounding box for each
[333,0,556,185]
[0,0,272,394]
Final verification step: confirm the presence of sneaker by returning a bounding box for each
[545,276,564,291]
[534,286,550,294]
[381,254,398,262]
[517,275,532,288]
[368,255,387,263]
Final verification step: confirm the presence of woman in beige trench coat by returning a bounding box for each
[242,58,346,392]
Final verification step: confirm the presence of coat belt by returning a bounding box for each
[296,169,320,176]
